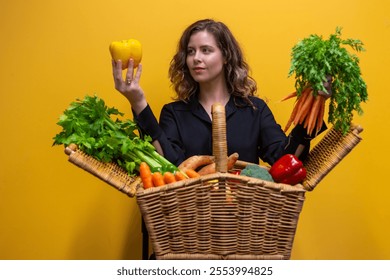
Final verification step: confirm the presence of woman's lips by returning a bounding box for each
[193,67,205,73]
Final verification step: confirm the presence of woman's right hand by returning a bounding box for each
[112,58,147,115]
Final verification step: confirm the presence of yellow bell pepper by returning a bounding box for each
[109,39,142,69]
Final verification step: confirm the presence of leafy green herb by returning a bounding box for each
[288,27,368,134]
[53,95,178,175]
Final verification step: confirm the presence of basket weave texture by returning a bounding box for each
[302,124,363,191]
[64,104,363,260]
[136,172,305,260]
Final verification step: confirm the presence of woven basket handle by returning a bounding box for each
[303,124,363,191]
[212,103,228,173]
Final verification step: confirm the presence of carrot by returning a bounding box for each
[315,96,326,135]
[310,94,327,135]
[163,172,176,184]
[291,88,309,126]
[296,87,311,108]
[152,172,165,187]
[284,99,301,132]
[139,162,154,189]
[185,169,200,178]
[306,95,321,135]
[175,170,188,181]
[295,89,314,125]
[178,155,214,171]
[280,91,297,102]
[142,176,154,189]
[303,101,314,129]
[284,86,327,135]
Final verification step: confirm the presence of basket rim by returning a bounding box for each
[136,171,306,198]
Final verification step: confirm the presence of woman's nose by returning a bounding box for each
[193,51,202,63]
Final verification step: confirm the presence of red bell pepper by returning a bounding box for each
[269,154,307,185]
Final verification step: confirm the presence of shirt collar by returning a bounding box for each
[189,94,241,120]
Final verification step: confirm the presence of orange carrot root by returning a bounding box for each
[294,88,314,125]
[163,172,176,184]
[284,100,301,132]
[175,170,187,181]
[280,91,297,102]
[284,86,328,136]
[307,94,325,135]
[294,88,310,119]
[152,172,165,187]
[307,99,318,135]
[139,162,154,189]
[185,169,200,178]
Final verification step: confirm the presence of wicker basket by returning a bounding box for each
[64,104,363,260]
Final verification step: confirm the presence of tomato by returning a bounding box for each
[109,39,142,69]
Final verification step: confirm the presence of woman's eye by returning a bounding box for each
[187,49,195,55]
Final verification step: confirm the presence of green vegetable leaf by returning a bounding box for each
[52,95,177,175]
[288,27,368,134]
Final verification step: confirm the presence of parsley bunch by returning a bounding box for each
[288,27,368,134]
[53,95,177,175]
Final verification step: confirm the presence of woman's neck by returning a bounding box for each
[198,82,230,119]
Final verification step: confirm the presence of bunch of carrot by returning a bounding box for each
[139,162,200,189]
[283,87,326,136]
[139,153,240,189]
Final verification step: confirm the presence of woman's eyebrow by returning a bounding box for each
[187,44,215,49]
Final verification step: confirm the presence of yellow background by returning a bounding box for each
[1,0,389,260]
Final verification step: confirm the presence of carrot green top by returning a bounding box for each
[288,27,368,134]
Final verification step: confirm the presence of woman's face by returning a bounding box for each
[186,30,225,85]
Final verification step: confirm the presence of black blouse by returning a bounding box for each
[134,95,318,166]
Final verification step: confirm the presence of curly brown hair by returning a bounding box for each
[168,19,257,105]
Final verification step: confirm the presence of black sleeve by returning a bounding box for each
[133,104,162,140]
[133,104,185,166]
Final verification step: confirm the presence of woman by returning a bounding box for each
[112,19,327,166]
